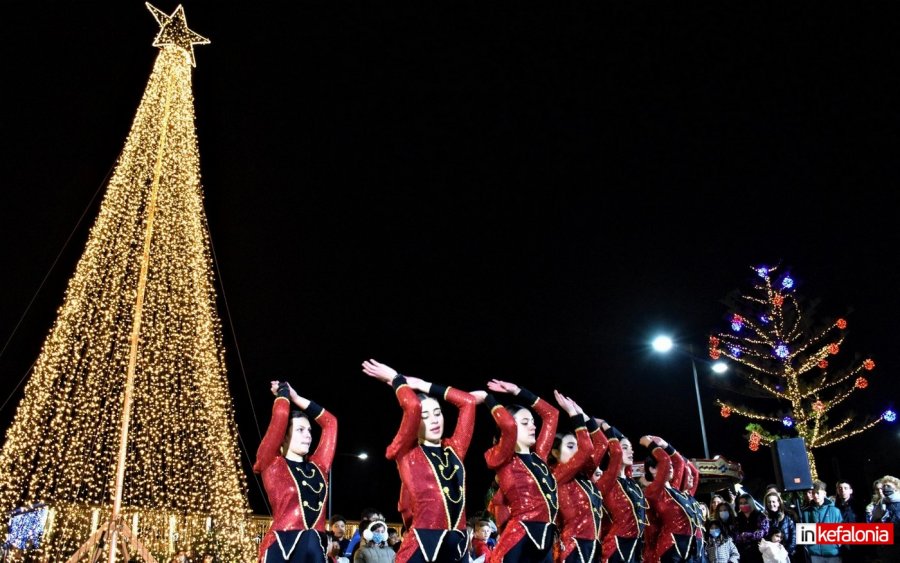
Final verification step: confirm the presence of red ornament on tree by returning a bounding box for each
[710,349,721,360]
[864,359,875,370]
[709,336,720,348]
[748,431,761,451]
[710,264,885,472]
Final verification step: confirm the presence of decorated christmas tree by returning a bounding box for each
[708,264,894,480]
[0,4,254,561]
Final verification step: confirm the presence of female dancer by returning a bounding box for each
[487,483,510,535]
[482,380,559,563]
[361,359,481,563]
[596,422,648,563]
[254,381,337,562]
[680,459,706,562]
[640,435,704,563]
[548,391,608,563]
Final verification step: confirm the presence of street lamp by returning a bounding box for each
[651,335,727,459]
[328,452,368,522]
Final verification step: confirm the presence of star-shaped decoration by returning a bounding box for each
[146,3,210,67]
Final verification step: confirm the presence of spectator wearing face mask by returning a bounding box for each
[704,521,738,563]
[735,483,765,512]
[713,502,738,543]
[347,509,385,559]
[868,476,900,523]
[868,477,900,563]
[733,492,769,563]
[355,521,396,563]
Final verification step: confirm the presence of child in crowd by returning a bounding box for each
[705,521,739,563]
[470,520,493,562]
[758,529,789,563]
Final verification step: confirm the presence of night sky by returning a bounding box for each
[1,1,899,522]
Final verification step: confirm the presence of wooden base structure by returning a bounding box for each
[66,518,157,563]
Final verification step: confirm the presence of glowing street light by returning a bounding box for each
[651,335,727,458]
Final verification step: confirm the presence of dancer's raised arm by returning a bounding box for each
[362,358,479,563]
[481,382,560,563]
[253,380,337,562]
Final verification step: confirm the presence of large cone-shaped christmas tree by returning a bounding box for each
[0,4,254,561]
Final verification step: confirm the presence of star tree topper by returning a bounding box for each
[146,3,210,67]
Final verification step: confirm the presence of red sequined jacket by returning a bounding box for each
[484,389,559,561]
[253,394,337,559]
[642,443,703,562]
[386,376,477,532]
[597,426,647,562]
[554,417,609,562]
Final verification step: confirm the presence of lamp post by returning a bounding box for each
[688,353,709,459]
[329,452,368,522]
[651,335,727,459]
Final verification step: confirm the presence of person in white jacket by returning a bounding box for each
[758,530,789,563]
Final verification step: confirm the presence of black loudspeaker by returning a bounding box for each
[771,437,813,492]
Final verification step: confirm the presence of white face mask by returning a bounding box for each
[718,511,730,521]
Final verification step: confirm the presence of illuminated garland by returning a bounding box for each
[7,504,49,550]
[0,4,254,560]
[710,265,892,480]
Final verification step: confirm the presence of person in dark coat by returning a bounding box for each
[762,492,797,562]
[733,492,769,563]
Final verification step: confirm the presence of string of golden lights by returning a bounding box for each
[709,264,890,479]
[0,4,254,560]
